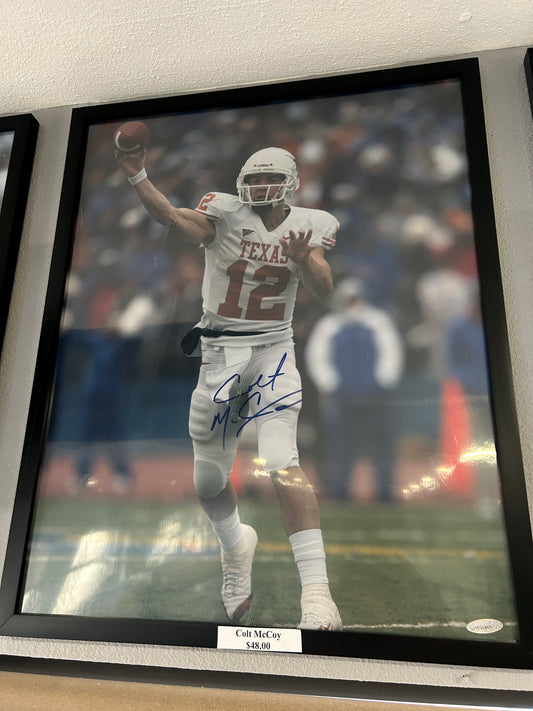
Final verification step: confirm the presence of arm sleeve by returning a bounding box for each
[194,192,223,220]
[309,212,339,252]
[369,311,404,388]
[304,315,341,394]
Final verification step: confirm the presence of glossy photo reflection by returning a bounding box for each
[21,81,517,641]
[0,131,14,207]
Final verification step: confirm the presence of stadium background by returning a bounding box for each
[21,79,517,638]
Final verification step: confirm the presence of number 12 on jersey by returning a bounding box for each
[217,259,291,320]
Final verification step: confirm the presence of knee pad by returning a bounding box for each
[193,458,229,499]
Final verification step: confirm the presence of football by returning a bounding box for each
[113,121,150,153]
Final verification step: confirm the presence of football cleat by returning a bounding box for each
[298,584,343,631]
[221,524,258,622]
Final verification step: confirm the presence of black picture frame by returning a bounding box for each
[2,57,533,672]
[0,113,38,358]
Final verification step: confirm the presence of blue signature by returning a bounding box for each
[210,352,302,448]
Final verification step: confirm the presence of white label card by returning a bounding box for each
[217,626,302,653]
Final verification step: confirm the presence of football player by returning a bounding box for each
[115,144,342,630]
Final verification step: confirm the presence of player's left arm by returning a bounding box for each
[280,229,333,298]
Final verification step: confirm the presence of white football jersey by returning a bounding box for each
[194,192,338,345]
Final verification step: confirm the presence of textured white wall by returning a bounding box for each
[0,0,531,113]
[1,0,533,700]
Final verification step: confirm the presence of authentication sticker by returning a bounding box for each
[466,618,504,634]
[217,626,302,653]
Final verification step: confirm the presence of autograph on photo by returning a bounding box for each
[211,352,302,448]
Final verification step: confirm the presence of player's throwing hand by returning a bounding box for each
[279,229,313,264]
[114,147,147,179]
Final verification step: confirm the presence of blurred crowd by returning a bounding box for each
[66,81,479,379]
[49,80,492,501]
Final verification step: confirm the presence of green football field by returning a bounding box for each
[21,495,517,642]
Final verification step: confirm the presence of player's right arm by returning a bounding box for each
[115,149,215,246]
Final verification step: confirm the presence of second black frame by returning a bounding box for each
[0,112,38,361]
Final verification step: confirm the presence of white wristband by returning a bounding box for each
[127,167,147,185]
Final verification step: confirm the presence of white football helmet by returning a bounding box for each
[236,147,300,207]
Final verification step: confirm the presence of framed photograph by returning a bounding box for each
[0,113,38,356]
[1,57,532,670]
